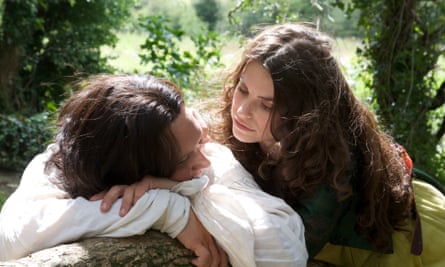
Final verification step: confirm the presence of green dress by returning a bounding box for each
[314,178,445,266]
[291,143,445,266]
[260,144,444,266]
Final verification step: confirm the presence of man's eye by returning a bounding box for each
[176,155,189,166]
[261,103,272,110]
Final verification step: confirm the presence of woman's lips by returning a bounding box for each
[233,118,254,132]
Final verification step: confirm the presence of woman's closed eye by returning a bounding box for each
[236,85,248,95]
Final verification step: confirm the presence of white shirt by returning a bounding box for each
[0,145,190,261]
[173,143,308,267]
[0,143,308,266]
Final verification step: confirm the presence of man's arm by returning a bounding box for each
[0,150,226,266]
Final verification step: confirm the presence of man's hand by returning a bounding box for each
[176,211,228,267]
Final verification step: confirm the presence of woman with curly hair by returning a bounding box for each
[213,22,445,266]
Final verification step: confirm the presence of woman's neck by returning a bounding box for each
[260,141,280,161]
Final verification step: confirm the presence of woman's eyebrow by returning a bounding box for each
[239,76,273,100]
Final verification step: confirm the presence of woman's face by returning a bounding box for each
[231,60,276,152]
[170,105,211,181]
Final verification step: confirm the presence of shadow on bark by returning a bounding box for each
[0,230,334,266]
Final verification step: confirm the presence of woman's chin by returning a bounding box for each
[233,130,257,144]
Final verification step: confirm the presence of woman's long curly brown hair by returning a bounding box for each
[214,23,413,251]
[45,74,184,198]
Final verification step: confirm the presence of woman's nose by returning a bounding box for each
[236,100,253,118]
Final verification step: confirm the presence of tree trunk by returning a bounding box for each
[0,230,194,267]
[0,230,333,266]
[0,44,20,113]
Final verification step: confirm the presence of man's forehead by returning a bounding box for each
[184,107,201,129]
[173,107,201,156]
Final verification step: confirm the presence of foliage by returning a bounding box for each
[0,191,6,210]
[0,112,53,171]
[228,0,294,35]
[0,0,134,115]
[193,0,221,31]
[138,15,222,100]
[333,0,445,180]
[227,0,360,37]
[133,0,207,37]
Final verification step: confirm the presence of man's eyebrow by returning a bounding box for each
[259,96,274,101]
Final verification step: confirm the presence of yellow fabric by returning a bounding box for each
[314,179,445,266]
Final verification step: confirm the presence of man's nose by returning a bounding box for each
[193,146,211,172]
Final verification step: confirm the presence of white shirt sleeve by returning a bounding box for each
[172,143,308,267]
[0,146,190,261]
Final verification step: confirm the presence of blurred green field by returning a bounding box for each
[101,31,150,73]
[101,31,369,99]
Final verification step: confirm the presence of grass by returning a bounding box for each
[0,169,20,210]
[0,192,6,209]
[101,31,151,73]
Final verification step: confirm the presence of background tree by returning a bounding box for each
[0,0,134,115]
[133,0,207,36]
[227,0,360,37]
[333,0,445,179]
[0,0,134,170]
[194,0,221,31]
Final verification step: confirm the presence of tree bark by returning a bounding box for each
[0,44,20,113]
[0,230,194,267]
[0,230,333,266]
